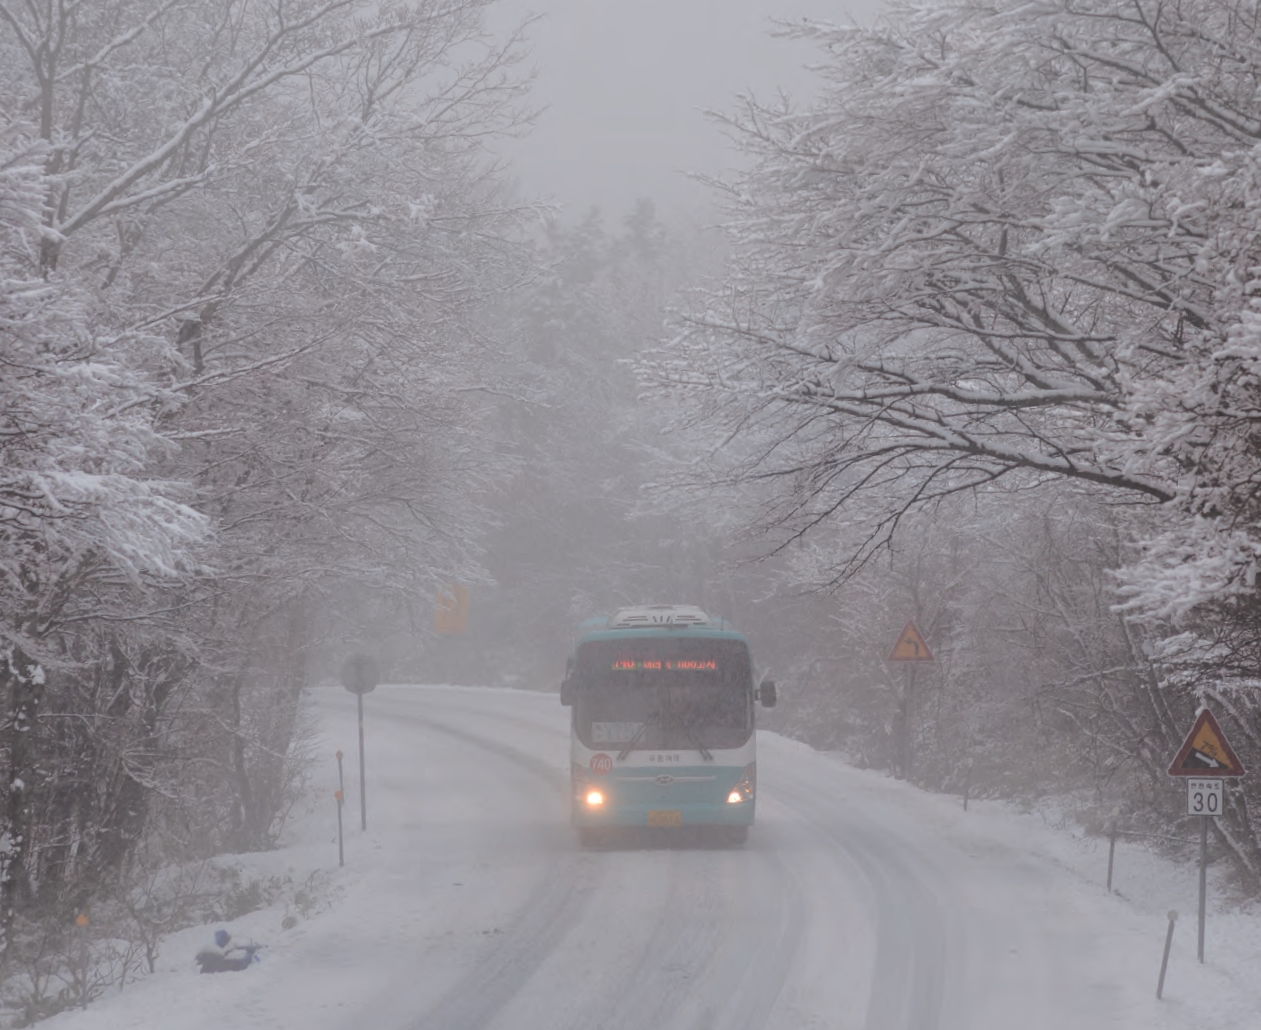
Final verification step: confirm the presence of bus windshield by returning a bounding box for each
[572,637,753,752]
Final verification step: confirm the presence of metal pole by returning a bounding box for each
[1107,820,1117,893]
[76,914,89,1009]
[1157,910,1177,999]
[907,665,916,783]
[897,665,916,781]
[358,693,367,831]
[336,790,345,866]
[1198,815,1208,962]
[335,750,345,867]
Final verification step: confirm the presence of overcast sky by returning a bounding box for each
[489,0,882,222]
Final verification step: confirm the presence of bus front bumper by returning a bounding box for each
[572,761,757,828]
[573,801,755,828]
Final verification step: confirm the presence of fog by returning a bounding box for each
[3,0,1261,1025]
[490,0,882,218]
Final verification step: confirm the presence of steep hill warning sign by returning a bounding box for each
[887,621,934,662]
[1168,709,1245,777]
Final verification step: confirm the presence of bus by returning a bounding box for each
[560,605,776,845]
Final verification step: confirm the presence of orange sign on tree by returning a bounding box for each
[434,583,470,636]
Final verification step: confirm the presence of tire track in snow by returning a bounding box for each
[768,763,953,1030]
[593,853,730,1030]
[378,708,607,1030]
[384,691,809,1030]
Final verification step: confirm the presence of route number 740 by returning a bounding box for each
[1187,778,1223,817]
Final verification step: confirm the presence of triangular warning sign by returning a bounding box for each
[887,621,934,662]
[1168,709,1245,777]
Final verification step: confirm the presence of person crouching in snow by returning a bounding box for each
[196,928,262,973]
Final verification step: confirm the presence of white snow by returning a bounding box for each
[42,684,1261,1030]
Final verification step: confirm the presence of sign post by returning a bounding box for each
[886,621,935,781]
[1167,708,1245,963]
[340,653,380,832]
[335,749,345,866]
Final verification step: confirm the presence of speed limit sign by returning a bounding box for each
[1187,778,1223,816]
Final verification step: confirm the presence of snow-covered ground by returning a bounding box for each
[45,685,1261,1030]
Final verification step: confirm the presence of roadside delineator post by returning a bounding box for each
[1157,910,1177,999]
[962,757,974,812]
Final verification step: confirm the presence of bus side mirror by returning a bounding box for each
[560,677,574,706]
[758,679,777,708]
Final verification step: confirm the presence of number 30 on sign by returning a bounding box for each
[1187,778,1223,816]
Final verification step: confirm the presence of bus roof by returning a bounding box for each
[573,605,747,647]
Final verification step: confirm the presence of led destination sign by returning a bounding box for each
[612,658,719,671]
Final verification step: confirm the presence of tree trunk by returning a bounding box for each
[1,646,46,962]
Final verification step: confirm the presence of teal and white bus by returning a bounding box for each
[560,605,776,845]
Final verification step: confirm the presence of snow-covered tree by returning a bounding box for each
[463,203,716,684]
[644,0,1261,879]
[0,0,534,954]
[0,116,207,955]
[647,0,1261,577]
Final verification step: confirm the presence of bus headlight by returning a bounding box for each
[727,762,756,803]
[585,789,605,806]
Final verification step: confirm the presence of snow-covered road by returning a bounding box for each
[351,686,1120,1030]
[52,685,1258,1030]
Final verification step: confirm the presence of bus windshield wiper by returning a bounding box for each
[678,714,713,761]
[618,710,661,760]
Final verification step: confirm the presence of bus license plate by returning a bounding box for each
[647,810,682,827]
